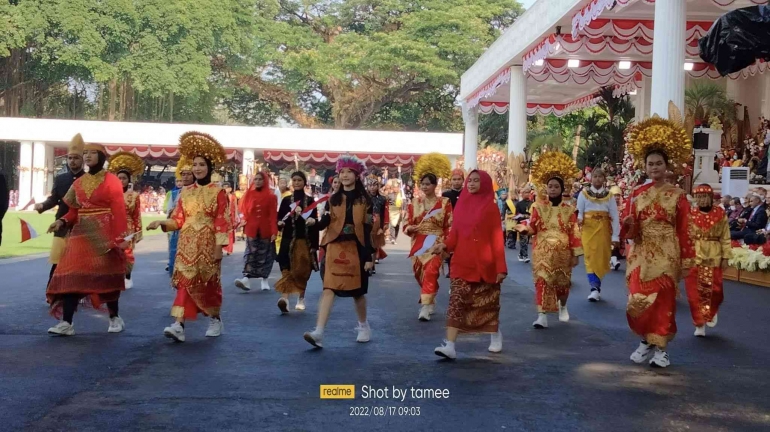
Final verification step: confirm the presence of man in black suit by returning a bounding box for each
[34,137,85,286]
[731,194,768,240]
[0,171,8,246]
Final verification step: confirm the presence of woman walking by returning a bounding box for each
[147,132,231,342]
[432,170,507,359]
[303,156,373,348]
[366,174,389,274]
[275,171,319,313]
[46,137,129,336]
[234,171,278,292]
[107,151,145,290]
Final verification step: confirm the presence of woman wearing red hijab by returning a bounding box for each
[432,170,507,359]
[235,171,278,292]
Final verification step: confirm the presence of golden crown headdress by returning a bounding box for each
[530,151,580,187]
[178,131,227,166]
[68,134,85,155]
[107,151,144,178]
[413,152,452,183]
[626,101,692,169]
[175,155,193,180]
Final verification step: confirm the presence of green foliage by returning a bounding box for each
[685,81,736,124]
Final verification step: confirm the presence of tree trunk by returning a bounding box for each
[572,125,582,163]
[120,80,127,121]
[169,91,174,122]
[108,79,117,121]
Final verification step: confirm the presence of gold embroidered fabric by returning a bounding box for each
[531,202,580,288]
[690,213,731,268]
[81,171,106,200]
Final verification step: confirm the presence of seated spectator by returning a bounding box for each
[721,194,732,213]
[731,194,768,240]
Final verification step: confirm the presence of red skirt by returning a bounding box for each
[626,267,677,348]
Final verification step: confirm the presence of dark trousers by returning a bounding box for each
[518,234,529,259]
[61,294,119,324]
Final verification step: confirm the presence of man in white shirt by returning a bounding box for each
[576,168,620,302]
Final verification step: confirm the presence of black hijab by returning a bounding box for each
[196,157,214,186]
[548,177,564,207]
[291,171,307,201]
[87,152,108,176]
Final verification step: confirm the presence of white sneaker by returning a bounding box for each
[558,301,570,322]
[518,256,526,262]
[524,258,531,264]
[533,313,548,329]
[124,278,133,290]
[488,331,503,353]
[260,278,270,291]
[418,305,431,321]
[610,256,619,270]
[707,314,718,328]
[234,277,251,291]
[277,297,289,314]
[434,341,457,359]
[587,290,601,302]
[295,297,306,311]
[163,322,185,342]
[694,326,706,337]
[48,321,75,336]
[650,347,670,368]
[427,303,436,315]
[630,341,653,364]
[205,318,223,337]
[356,322,371,343]
[108,316,125,333]
[304,329,323,348]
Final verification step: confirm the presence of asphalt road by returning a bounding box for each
[1,235,769,432]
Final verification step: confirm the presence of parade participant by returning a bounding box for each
[319,175,339,280]
[46,138,129,336]
[515,187,534,263]
[432,170,507,359]
[303,156,374,347]
[275,171,319,313]
[404,153,453,321]
[624,104,694,368]
[526,151,582,329]
[107,151,145,290]
[686,184,731,337]
[147,132,231,342]
[387,181,404,244]
[576,167,619,302]
[274,176,292,252]
[366,174,389,274]
[35,134,86,288]
[610,185,624,271]
[223,182,238,256]
[442,169,465,208]
[166,157,194,274]
[234,171,278,292]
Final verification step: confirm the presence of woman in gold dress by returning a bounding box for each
[526,151,583,330]
[147,132,231,343]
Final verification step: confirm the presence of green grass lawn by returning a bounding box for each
[0,211,167,258]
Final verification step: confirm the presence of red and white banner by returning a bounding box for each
[263,151,417,168]
[102,145,242,165]
[466,68,512,108]
[19,218,39,243]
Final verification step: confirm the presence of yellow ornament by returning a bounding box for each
[178,131,227,167]
[107,151,145,180]
[175,155,193,180]
[530,150,580,187]
[413,152,452,183]
[626,101,692,171]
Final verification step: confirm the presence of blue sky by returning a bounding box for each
[520,0,537,8]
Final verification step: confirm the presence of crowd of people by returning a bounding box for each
[29,105,737,369]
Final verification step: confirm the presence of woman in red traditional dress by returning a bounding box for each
[147,132,231,343]
[404,171,453,322]
[432,170,507,359]
[107,151,144,290]
[46,137,129,336]
[223,182,238,256]
[623,108,694,368]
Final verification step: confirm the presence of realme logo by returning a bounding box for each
[320,385,355,399]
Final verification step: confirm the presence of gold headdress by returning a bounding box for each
[175,155,193,180]
[211,172,223,184]
[365,174,380,187]
[413,152,452,183]
[178,131,227,166]
[626,101,692,170]
[107,151,144,179]
[68,134,85,156]
[530,151,580,187]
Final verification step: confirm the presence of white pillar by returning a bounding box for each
[32,141,47,202]
[633,76,652,122]
[650,0,686,117]
[45,143,55,194]
[759,74,770,119]
[242,149,255,178]
[507,66,527,157]
[462,104,479,170]
[17,141,33,209]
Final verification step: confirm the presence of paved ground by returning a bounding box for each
[1,235,769,432]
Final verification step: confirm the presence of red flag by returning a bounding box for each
[19,218,40,243]
[301,194,329,219]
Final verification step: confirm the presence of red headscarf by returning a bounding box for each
[240,171,272,211]
[452,169,498,236]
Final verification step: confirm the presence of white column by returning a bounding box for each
[650,0,686,117]
[45,143,55,194]
[507,66,527,157]
[761,74,770,119]
[633,76,652,122]
[242,149,255,178]
[32,142,47,202]
[17,141,33,209]
[462,104,479,170]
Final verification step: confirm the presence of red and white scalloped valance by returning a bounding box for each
[689,60,769,80]
[572,0,761,37]
[263,151,417,168]
[582,19,712,41]
[466,68,511,108]
[528,59,650,86]
[480,95,602,117]
[103,145,242,165]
